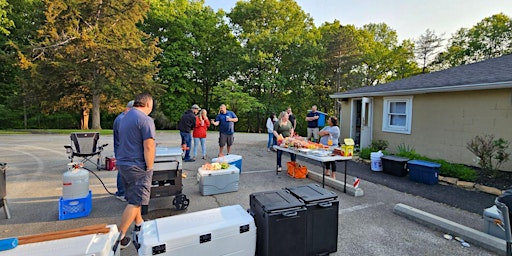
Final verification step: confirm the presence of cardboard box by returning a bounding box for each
[341,138,354,156]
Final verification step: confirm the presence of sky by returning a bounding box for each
[203,0,512,42]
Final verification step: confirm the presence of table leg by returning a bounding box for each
[344,160,347,193]
[275,148,279,175]
[322,163,326,188]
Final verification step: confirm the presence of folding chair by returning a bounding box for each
[495,197,512,255]
[64,132,108,170]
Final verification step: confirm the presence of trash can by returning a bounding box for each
[286,183,339,255]
[249,189,307,256]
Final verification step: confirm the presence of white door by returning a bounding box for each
[359,97,373,148]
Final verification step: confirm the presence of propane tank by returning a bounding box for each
[62,163,89,199]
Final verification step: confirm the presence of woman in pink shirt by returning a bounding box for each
[192,109,210,160]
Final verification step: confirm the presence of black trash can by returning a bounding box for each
[250,189,307,256]
[286,183,339,256]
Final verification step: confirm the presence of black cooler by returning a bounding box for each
[250,189,307,256]
[286,183,339,255]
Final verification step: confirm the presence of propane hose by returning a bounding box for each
[82,166,117,196]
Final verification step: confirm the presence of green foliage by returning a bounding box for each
[466,134,510,176]
[371,140,388,151]
[359,147,372,160]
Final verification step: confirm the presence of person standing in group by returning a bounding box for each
[192,109,210,160]
[266,113,277,152]
[178,104,200,162]
[287,107,296,131]
[305,105,320,142]
[116,92,156,249]
[319,116,340,179]
[211,104,238,157]
[273,111,296,172]
[113,100,134,202]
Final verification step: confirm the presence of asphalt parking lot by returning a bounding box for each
[0,132,499,255]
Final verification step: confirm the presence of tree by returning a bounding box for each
[142,0,240,127]
[20,0,161,129]
[415,29,444,73]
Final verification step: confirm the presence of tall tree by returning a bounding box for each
[142,0,239,127]
[415,29,444,73]
[20,0,161,129]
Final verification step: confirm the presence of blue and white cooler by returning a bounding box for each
[212,154,242,173]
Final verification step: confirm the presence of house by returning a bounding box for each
[330,54,512,171]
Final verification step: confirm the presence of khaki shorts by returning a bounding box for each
[219,133,234,147]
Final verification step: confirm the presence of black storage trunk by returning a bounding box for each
[381,155,409,177]
[286,183,339,256]
[250,189,307,256]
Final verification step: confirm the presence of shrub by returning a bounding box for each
[359,147,372,159]
[371,140,388,151]
[467,134,510,177]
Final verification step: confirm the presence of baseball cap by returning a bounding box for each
[191,104,200,110]
[126,100,134,108]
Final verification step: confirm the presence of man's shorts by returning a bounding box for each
[219,133,234,147]
[118,165,153,206]
[307,127,320,141]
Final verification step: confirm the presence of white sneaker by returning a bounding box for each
[116,195,126,202]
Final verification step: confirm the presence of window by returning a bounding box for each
[382,96,413,134]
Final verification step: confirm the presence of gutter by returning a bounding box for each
[330,81,512,99]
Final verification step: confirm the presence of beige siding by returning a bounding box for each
[342,89,512,171]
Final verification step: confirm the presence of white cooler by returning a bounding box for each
[2,225,120,256]
[155,147,183,171]
[198,165,240,196]
[483,205,506,239]
[138,205,256,256]
[212,154,242,173]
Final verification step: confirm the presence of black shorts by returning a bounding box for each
[118,165,153,206]
[219,133,234,147]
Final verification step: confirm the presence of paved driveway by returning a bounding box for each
[0,132,497,255]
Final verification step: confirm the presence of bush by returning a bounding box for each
[371,140,388,151]
[467,134,510,176]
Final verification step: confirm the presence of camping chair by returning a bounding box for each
[495,198,512,255]
[64,132,108,170]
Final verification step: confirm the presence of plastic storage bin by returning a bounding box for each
[59,190,92,220]
[407,160,441,185]
[250,189,307,256]
[286,184,339,255]
[381,155,409,177]
[212,154,242,173]
[138,205,256,256]
[483,205,506,239]
[198,165,240,196]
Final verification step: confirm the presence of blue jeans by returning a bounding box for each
[180,131,192,160]
[277,150,296,168]
[193,137,206,157]
[267,133,274,149]
[116,171,124,196]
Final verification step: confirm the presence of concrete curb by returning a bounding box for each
[307,171,364,197]
[393,203,506,255]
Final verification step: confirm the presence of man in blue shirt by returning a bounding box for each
[211,104,238,157]
[116,93,156,249]
[113,100,134,202]
[305,105,320,142]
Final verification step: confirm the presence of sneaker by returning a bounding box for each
[132,224,142,249]
[116,195,126,202]
[119,236,131,249]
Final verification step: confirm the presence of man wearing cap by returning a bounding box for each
[113,100,134,202]
[178,104,200,162]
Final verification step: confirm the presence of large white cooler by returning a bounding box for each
[198,165,240,196]
[212,154,242,173]
[155,147,183,171]
[483,205,506,239]
[2,225,120,256]
[138,205,256,256]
